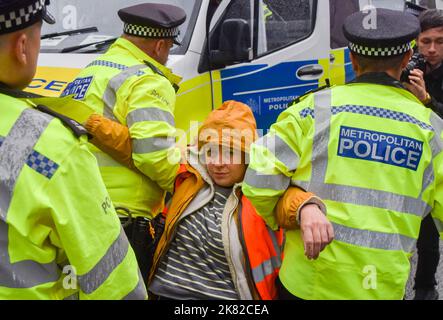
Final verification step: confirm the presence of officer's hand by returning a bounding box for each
[404,69,428,102]
[299,204,334,260]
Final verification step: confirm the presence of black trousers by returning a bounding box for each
[415,214,440,289]
[122,218,153,287]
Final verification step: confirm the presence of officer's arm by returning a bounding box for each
[125,75,181,193]
[242,100,309,230]
[47,136,146,300]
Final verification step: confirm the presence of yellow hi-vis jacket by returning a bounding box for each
[242,73,443,300]
[0,89,146,300]
[61,38,181,218]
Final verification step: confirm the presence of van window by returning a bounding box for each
[329,0,360,49]
[199,0,253,71]
[40,0,201,54]
[256,0,316,56]
[330,0,413,50]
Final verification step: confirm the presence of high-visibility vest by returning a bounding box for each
[0,90,146,299]
[61,37,181,218]
[240,196,283,300]
[243,76,443,299]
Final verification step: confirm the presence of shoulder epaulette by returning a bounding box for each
[35,104,90,139]
[144,60,179,93]
[288,79,331,107]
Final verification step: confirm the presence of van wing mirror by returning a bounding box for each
[209,19,251,68]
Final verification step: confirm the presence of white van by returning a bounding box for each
[29,0,441,131]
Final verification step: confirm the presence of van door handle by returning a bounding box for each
[296,65,324,80]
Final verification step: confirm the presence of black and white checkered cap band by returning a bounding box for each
[123,23,179,39]
[349,42,412,57]
[0,0,45,32]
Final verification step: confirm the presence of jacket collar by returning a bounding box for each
[425,63,443,80]
[112,37,182,87]
[0,83,42,99]
[349,72,405,89]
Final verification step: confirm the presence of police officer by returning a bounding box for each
[0,0,146,299]
[242,8,443,299]
[61,3,186,283]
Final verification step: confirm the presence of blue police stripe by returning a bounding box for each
[87,60,145,76]
[26,150,59,179]
[87,60,128,71]
[332,105,434,131]
[299,108,315,119]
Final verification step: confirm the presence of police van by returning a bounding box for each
[29,0,443,132]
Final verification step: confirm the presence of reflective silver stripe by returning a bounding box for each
[251,256,281,284]
[123,270,147,300]
[332,222,416,252]
[420,113,443,199]
[256,134,300,171]
[311,90,332,182]
[267,226,282,257]
[133,136,175,154]
[77,228,129,294]
[244,168,290,191]
[251,226,282,284]
[102,64,146,120]
[293,180,430,217]
[93,152,123,167]
[0,108,60,288]
[433,218,443,233]
[420,163,434,200]
[430,113,443,158]
[127,107,175,128]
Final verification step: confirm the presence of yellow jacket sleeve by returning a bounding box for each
[125,74,180,193]
[242,95,314,230]
[47,136,147,300]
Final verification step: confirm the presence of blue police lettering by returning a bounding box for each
[338,126,423,171]
[61,76,93,99]
[45,80,68,92]
[28,78,47,89]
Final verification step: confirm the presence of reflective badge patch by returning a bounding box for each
[337,126,423,171]
[26,150,59,179]
[60,76,93,100]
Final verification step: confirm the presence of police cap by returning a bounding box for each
[118,3,186,45]
[0,0,55,35]
[343,8,420,58]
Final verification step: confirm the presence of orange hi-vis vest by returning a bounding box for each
[240,197,284,300]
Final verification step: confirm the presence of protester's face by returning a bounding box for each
[205,145,247,187]
[418,26,443,68]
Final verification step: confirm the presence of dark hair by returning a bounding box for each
[353,53,406,73]
[419,9,443,32]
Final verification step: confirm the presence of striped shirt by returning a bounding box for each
[149,186,239,300]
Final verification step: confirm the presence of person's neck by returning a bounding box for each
[356,69,400,80]
[427,62,442,73]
